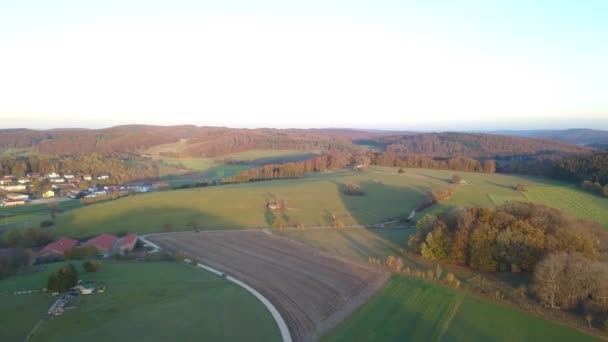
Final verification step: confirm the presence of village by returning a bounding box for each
[0,172,155,207]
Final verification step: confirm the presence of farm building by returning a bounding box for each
[85,233,118,256]
[119,233,138,253]
[37,237,78,262]
[82,174,92,181]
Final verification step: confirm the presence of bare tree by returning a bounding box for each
[533,253,564,308]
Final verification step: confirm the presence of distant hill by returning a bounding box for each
[369,132,591,158]
[0,126,400,157]
[489,128,608,146]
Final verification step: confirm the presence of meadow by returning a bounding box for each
[158,149,320,187]
[324,275,599,342]
[0,261,280,342]
[52,166,608,237]
[0,199,81,230]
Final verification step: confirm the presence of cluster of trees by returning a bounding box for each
[47,264,79,293]
[534,253,607,310]
[552,152,608,185]
[581,181,608,197]
[409,202,600,272]
[368,152,496,173]
[0,248,34,278]
[1,227,53,249]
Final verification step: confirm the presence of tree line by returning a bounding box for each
[224,151,496,183]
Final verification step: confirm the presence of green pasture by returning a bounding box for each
[324,275,599,342]
[52,166,607,237]
[0,200,82,230]
[0,261,280,342]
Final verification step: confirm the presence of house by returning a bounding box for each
[47,172,60,179]
[0,175,14,185]
[1,199,26,207]
[6,193,29,201]
[50,178,65,183]
[119,233,138,253]
[0,185,26,192]
[36,237,78,262]
[64,174,75,179]
[97,174,110,180]
[82,174,92,181]
[85,234,117,255]
[17,178,30,184]
[42,190,55,198]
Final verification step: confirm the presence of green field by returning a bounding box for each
[158,149,321,187]
[523,186,608,227]
[324,275,599,342]
[0,261,280,342]
[51,166,607,237]
[0,200,82,229]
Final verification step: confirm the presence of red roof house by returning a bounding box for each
[37,237,78,260]
[85,233,117,254]
[119,233,138,253]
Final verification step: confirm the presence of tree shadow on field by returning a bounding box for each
[53,206,242,239]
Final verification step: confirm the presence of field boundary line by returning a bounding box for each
[187,259,293,342]
[141,234,291,342]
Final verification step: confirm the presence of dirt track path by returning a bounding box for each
[149,231,389,342]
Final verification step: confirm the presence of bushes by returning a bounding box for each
[47,264,78,293]
[83,260,102,272]
[40,220,54,228]
[409,203,600,272]
[1,227,53,248]
[64,245,99,260]
[449,174,464,184]
[429,187,454,203]
[342,183,365,196]
[515,184,528,192]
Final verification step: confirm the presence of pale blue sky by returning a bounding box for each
[0,0,607,130]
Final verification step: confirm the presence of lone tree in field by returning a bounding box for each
[47,264,79,293]
[398,168,405,174]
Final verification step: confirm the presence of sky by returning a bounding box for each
[0,0,607,130]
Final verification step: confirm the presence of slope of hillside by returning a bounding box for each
[373,132,591,158]
[491,129,608,146]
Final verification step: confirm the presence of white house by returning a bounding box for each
[97,174,110,180]
[50,178,65,183]
[47,172,60,179]
[64,174,75,179]
[82,174,92,181]
[17,178,30,184]
[0,185,27,192]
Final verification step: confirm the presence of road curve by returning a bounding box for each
[139,234,292,342]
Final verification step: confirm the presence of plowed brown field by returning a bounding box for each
[149,231,389,342]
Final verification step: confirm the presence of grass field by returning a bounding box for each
[324,275,599,342]
[0,199,82,230]
[51,166,607,237]
[0,261,280,342]
[158,149,320,187]
[523,186,608,227]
